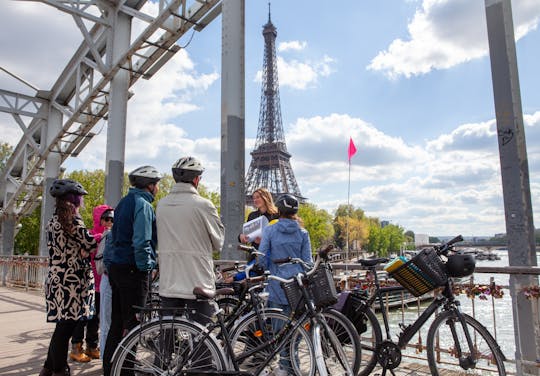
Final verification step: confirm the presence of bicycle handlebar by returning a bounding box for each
[435,234,464,255]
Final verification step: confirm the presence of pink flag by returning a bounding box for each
[348,137,357,161]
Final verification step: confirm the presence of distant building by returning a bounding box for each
[381,220,390,228]
[494,233,506,238]
[414,233,430,246]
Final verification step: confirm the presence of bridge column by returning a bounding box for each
[38,106,62,257]
[104,8,131,207]
[485,1,540,374]
[220,0,245,260]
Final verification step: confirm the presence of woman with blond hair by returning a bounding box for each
[239,188,279,249]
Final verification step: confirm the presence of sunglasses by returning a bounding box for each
[102,217,114,223]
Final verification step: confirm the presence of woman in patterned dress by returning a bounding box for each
[39,179,97,376]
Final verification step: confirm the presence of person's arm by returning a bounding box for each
[203,201,225,252]
[132,200,157,271]
[257,226,272,270]
[73,217,97,257]
[300,230,313,264]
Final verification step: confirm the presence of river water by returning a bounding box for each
[384,249,539,372]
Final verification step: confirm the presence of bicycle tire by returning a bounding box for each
[111,317,227,375]
[320,308,362,375]
[217,296,241,317]
[347,304,382,376]
[229,310,315,376]
[426,311,506,375]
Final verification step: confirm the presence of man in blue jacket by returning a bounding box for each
[103,165,161,376]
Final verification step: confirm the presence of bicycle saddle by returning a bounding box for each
[357,258,389,267]
[193,286,235,299]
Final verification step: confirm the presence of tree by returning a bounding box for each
[297,203,334,251]
[333,204,369,250]
[14,205,41,255]
[0,142,13,172]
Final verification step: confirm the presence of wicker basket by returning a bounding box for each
[385,249,447,297]
[281,264,338,312]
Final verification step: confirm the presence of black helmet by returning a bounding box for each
[49,179,88,198]
[172,156,204,183]
[128,165,162,188]
[276,194,299,215]
[446,254,476,278]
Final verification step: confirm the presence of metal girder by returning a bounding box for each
[1,0,222,219]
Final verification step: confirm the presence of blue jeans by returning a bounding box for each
[99,274,112,359]
[268,301,292,370]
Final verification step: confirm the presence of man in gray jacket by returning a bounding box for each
[156,156,224,323]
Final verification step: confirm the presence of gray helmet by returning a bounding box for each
[49,179,88,198]
[128,165,162,188]
[172,156,204,183]
[276,194,299,215]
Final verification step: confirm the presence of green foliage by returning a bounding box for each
[333,204,369,250]
[0,142,13,172]
[198,184,221,213]
[365,222,406,256]
[297,203,334,251]
[429,236,441,244]
[14,205,41,255]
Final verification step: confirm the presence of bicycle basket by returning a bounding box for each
[280,264,338,313]
[309,264,338,308]
[385,249,447,297]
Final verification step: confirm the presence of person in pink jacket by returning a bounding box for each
[69,204,114,362]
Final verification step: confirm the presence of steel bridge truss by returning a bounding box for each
[0,0,221,220]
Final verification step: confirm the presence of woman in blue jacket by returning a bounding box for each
[257,194,312,376]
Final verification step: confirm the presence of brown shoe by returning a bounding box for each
[84,346,100,359]
[69,343,91,363]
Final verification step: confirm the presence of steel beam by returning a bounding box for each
[484,1,540,374]
[220,0,245,259]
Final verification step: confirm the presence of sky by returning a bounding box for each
[1,0,540,237]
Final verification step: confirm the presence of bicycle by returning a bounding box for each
[110,246,360,376]
[348,235,506,376]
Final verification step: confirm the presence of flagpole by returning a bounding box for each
[346,158,351,278]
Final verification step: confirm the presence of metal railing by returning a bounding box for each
[2,255,538,373]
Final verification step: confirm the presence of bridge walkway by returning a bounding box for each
[0,286,432,376]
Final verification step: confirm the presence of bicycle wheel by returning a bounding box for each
[111,317,227,375]
[217,296,241,317]
[319,308,361,375]
[230,310,315,376]
[347,304,382,376]
[427,311,506,375]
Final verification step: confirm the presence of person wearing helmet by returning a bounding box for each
[40,179,97,376]
[156,156,224,324]
[102,165,161,376]
[257,193,312,376]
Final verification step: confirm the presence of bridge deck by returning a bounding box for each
[0,286,432,376]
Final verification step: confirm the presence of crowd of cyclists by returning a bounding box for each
[39,156,308,376]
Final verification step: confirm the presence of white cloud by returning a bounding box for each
[368,0,540,78]
[254,44,335,90]
[278,40,307,52]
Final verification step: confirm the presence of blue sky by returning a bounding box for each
[1,0,540,237]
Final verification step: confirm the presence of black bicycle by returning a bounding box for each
[347,235,507,376]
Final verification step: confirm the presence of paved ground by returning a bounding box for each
[0,285,433,376]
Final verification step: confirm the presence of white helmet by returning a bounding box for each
[172,156,204,183]
[128,165,162,188]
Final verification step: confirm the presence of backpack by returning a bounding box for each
[94,230,110,275]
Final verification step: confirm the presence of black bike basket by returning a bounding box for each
[386,249,447,297]
[281,264,338,312]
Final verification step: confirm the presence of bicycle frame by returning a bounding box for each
[366,266,480,360]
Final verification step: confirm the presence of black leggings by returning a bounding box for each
[44,320,78,372]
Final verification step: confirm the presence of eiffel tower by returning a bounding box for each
[245,6,303,203]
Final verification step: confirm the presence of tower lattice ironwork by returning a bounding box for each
[245,8,303,202]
